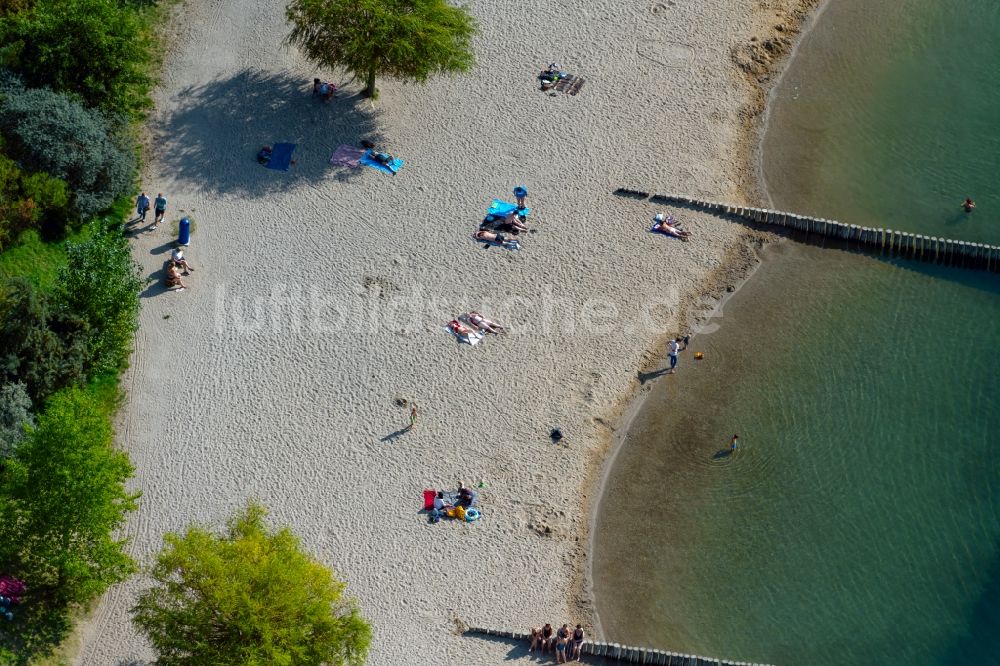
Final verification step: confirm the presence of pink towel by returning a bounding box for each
[330,144,365,168]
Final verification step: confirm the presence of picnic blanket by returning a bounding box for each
[360,149,404,175]
[552,74,585,95]
[330,144,366,168]
[487,199,531,217]
[265,143,297,171]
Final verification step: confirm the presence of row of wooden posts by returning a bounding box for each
[615,189,1000,273]
[466,627,773,666]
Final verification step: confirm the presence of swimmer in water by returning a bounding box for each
[962,197,976,212]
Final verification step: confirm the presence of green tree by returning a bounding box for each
[134,503,372,666]
[0,382,32,457]
[0,0,153,116]
[0,80,136,218]
[285,0,477,98]
[0,278,89,404]
[0,387,138,604]
[55,227,142,377]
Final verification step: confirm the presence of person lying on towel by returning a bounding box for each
[482,211,527,234]
[447,319,477,340]
[652,213,690,241]
[371,151,398,174]
[475,230,520,250]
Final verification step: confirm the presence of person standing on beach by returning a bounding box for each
[514,185,528,210]
[136,191,150,221]
[153,192,167,228]
[730,434,739,452]
[571,624,585,661]
[409,405,418,429]
[667,337,682,373]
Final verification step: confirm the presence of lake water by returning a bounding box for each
[591,0,1000,664]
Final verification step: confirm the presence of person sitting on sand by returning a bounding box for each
[467,311,504,335]
[257,145,272,165]
[165,264,186,290]
[962,197,976,212]
[457,483,475,508]
[653,213,690,241]
[433,491,447,511]
[474,230,520,250]
[171,248,194,274]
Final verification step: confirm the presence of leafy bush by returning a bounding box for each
[0,151,71,246]
[0,386,138,606]
[0,382,31,457]
[134,503,372,666]
[0,278,88,404]
[0,0,153,117]
[0,81,136,218]
[54,227,141,377]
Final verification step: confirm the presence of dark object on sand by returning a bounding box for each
[550,428,564,442]
[361,139,376,150]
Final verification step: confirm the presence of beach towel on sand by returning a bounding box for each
[360,150,405,175]
[330,144,366,168]
[265,143,296,171]
[423,489,436,511]
[553,74,585,95]
[444,324,484,345]
[487,199,531,217]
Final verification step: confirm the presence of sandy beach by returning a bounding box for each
[74,0,811,663]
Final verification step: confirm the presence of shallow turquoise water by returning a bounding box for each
[592,0,1000,663]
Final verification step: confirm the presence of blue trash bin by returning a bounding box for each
[178,217,191,246]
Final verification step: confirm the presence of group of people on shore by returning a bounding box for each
[530,623,586,663]
[137,190,197,292]
[425,483,480,523]
[136,191,168,230]
[474,186,529,250]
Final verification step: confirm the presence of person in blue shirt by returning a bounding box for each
[514,185,528,210]
[153,193,167,228]
[136,192,150,221]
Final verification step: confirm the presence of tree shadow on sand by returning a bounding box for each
[156,70,386,197]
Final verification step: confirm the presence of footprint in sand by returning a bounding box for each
[636,40,695,68]
[650,1,676,15]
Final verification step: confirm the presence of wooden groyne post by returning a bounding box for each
[466,626,773,666]
[614,189,1000,273]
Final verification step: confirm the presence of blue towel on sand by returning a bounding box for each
[360,150,404,174]
[488,199,530,217]
[265,143,296,171]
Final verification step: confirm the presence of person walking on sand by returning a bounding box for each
[136,191,150,221]
[409,405,418,429]
[514,185,528,210]
[153,192,167,228]
[667,337,682,374]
